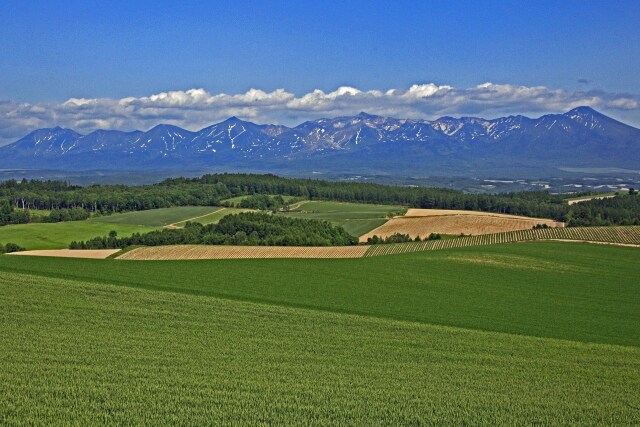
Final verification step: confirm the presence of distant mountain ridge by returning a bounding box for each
[2,107,639,176]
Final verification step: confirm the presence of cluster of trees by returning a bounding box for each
[70,212,358,249]
[0,242,26,254]
[565,194,640,226]
[43,208,90,223]
[366,233,443,244]
[0,178,232,213]
[2,173,640,228]
[532,224,551,229]
[0,200,30,226]
[171,174,570,220]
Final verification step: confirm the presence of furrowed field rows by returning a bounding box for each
[364,226,640,257]
[360,208,564,242]
[3,271,640,424]
[114,226,640,259]
[118,245,369,260]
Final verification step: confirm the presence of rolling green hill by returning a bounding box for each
[91,206,227,226]
[1,259,639,424]
[0,206,249,250]
[2,241,639,423]
[1,242,638,346]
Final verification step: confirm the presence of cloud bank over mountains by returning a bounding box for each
[1,82,639,145]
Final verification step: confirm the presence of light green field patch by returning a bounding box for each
[1,271,639,425]
[442,253,592,273]
[0,221,157,250]
[280,201,405,235]
[221,194,299,206]
[171,207,253,227]
[91,206,223,226]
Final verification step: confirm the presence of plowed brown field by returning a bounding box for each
[117,245,368,260]
[360,209,563,242]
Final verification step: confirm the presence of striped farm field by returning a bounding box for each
[360,208,563,242]
[364,225,640,257]
[118,244,369,260]
[114,226,640,259]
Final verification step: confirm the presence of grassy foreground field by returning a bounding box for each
[1,242,638,347]
[2,269,639,425]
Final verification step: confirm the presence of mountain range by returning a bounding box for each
[1,107,639,177]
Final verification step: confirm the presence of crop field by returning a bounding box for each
[364,225,640,256]
[221,194,299,206]
[91,206,226,226]
[360,208,563,241]
[1,241,639,424]
[118,244,369,260]
[0,221,158,250]
[103,225,640,260]
[8,249,119,259]
[280,200,405,236]
[1,241,638,346]
[0,207,248,250]
[170,207,252,227]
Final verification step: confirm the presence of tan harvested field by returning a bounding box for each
[364,226,640,257]
[118,245,369,260]
[360,209,563,242]
[7,249,120,259]
[403,208,563,220]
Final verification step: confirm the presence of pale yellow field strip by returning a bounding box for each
[7,249,120,259]
[403,208,565,221]
[118,245,369,260]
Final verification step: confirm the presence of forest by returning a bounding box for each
[1,174,639,227]
[70,212,358,248]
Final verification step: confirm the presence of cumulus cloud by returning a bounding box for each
[1,82,639,145]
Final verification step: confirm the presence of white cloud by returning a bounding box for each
[1,82,639,145]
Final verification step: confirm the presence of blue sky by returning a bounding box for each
[0,0,639,141]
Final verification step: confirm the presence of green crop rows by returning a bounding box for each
[2,263,639,425]
[1,239,639,424]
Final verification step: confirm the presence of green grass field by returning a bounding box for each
[0,206,247,249]
[91,206,225,226]
[171,207,252,227]
[1,242,637,346]
[280,200,405,236]
[221,194,299,206]
[0,221,158,250]
[1,241,639,424]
